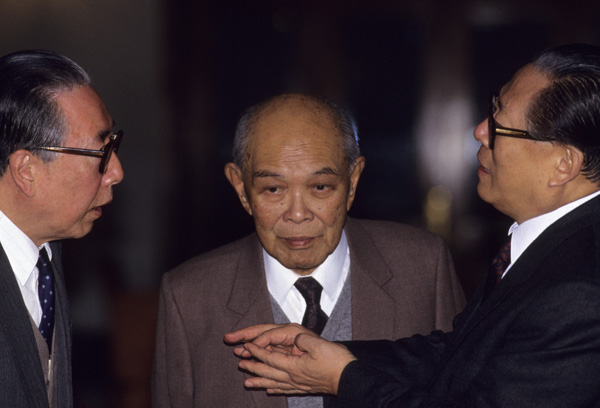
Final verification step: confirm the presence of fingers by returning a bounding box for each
[224,324,281,344]
[242,342,291,371]
[251,324,310,349]
[244,375,308,395]
[239,351,308,395]
[239,354,290,382]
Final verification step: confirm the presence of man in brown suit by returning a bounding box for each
[151,93,465,407]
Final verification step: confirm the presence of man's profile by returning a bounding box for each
[0,50,124,407]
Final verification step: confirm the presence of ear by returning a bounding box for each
[549,146,584,187]
[8,150,37,197]
[346,156,366,211]
[224,162,253,215]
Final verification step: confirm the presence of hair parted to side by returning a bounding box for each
[527,43,600,183]
[0,50,91,176]
[232,93,361,175]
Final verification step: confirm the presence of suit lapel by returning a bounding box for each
[0,244,49,408]
[227,234,274,328]
[48,242,72,407]
[226,235,287,408]
[345,219,396,340]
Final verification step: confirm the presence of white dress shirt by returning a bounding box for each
[502,190,600,279]
[264,230,350,323]
[0,209,52,326]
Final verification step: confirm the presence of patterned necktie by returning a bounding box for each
[294,277,328,335]
[490,238,512,284]
[37,248,55,353]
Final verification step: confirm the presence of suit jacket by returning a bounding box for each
[152,218,466,408]
[332,196,600,407]
[0,242,73,408]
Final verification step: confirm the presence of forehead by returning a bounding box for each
[246,102,345,172]
[55,86,112,144]
[500,64,551,110]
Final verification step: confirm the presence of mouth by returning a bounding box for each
[476,153,490,176]
[281,236,315,248]
[91,206,103,217]
[91,199,112,218]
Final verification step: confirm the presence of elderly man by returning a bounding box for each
[152,93,465,407]
[225,44,600,407]
[0,50,124,407]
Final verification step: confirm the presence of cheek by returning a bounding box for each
[315,197,348,226]
[251,202,282,230]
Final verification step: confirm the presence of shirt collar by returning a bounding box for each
[0,209,52,286]
[264,229,349,307]
[508,190,600,266]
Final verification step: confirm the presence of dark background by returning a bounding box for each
[1,0,600,406]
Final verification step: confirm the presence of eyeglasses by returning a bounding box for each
[35,130,123,174]
[488,93,537,149]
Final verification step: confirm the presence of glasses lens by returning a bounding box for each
[99,131,122,173]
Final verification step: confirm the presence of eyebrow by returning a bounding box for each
[251,167,340,179]
[97,120,117,141]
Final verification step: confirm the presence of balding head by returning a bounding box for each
[232,93,361,176]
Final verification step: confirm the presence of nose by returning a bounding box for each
[283,191,313,223]
[103,153,124,185]
[474,117,490,148]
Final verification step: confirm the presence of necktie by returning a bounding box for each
[490,238,512,283]
[294,277,328,335]
[37,248,55,353]
[483,237,512,300]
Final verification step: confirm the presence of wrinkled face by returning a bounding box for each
[474,64,556,222]
[230,103,364,275]
[35,86,124,243]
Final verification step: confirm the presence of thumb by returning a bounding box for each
[294,332,321,354]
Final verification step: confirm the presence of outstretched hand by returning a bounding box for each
[225,323,357,395]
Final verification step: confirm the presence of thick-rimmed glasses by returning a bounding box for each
[36,130,123,174]
[488,93,537,149]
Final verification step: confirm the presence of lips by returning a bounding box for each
[91,199,112,218]
[91,206,102,217]
[282,237,315,248]
[476,151,491,176]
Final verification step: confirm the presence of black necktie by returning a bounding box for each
[37,248,55,353]
[294,277,328,335]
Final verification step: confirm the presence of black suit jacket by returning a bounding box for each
[331,195,600,407]
[0,242,73,408]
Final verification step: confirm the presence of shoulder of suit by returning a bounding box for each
[347,217,442,244]
[163,232,258,282]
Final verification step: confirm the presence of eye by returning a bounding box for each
[312,184,335,195]
[263,185,284,194]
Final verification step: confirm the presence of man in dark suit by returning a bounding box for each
[225,44,600,407]
[0,50,124,407]
[152,93,466,407]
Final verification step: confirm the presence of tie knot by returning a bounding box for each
[37,248,52,276]
[294,277,323,306]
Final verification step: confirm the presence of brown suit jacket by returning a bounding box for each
[152,218,466,408]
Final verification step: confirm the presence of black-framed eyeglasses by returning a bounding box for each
[488,93,537,149]
[35,130,123,174]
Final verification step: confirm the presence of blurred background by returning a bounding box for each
[1,0,600,406]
